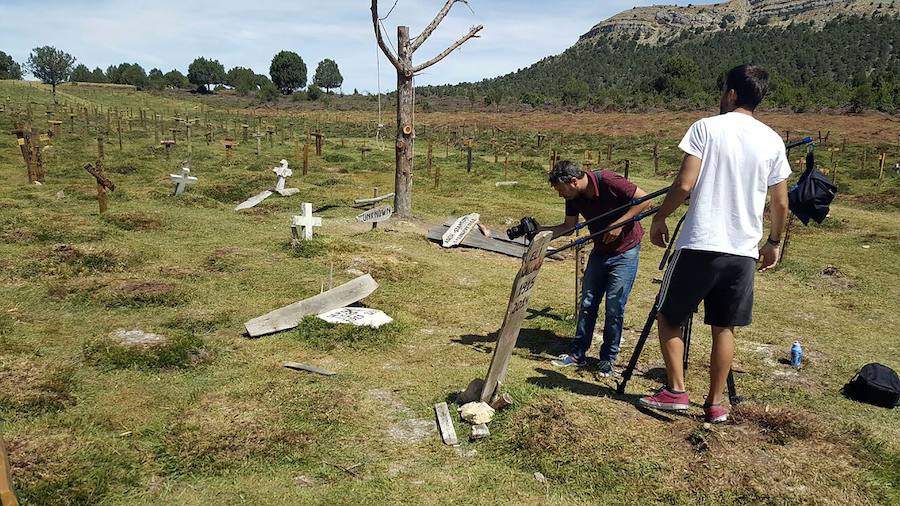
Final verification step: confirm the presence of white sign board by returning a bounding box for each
[442,213,480,248]
[357,205,393,224]
[318,307,393,328]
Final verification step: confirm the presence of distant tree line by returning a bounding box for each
[419,15,900,112]
[1,46,344,103]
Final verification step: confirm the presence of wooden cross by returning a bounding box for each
[84,161,115,215]
[311,131,325,156]
[252,131,265,156]
[291,203,322,242]
[170,162,198,195]
[223,138,238,157]
[160,140,176,159]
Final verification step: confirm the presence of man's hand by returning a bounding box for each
[758,243,780,272]
[650,218,669,248]
[603,226,622,244]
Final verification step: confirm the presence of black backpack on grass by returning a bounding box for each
[844,363,900,409]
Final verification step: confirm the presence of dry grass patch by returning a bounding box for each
[99,279,185,308]
[101,211,164,231]
[0,359,76,415]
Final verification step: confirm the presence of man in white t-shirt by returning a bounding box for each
[638,64,791,423]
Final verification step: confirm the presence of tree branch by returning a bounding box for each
[371,0,402,71]
[411,0,466,52]
[413,25,483,73]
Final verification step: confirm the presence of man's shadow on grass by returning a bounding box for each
[453,327,572,358]
[527,367,681,422]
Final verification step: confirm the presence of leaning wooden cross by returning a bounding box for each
[83,163,115,214]
[479,231,553,402]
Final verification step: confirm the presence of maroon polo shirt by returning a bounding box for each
[565,170,643,255]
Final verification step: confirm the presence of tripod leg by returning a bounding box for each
[727,369,743,405]
[617,296,659,394]
[681,315,693,375]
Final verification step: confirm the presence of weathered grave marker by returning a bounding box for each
[479,231,553,402]
[442,212,480,247]
[357,205,393,226]
[244,274,378,337]
[160,140,175,159]
[169,162,198,196]
[273,159,300,196]
[291,203,323,242]
[318,307,393,328]
[312,131,325,156]
[222,138,238,157]
[253,131,264,156]
[83,161,115,215]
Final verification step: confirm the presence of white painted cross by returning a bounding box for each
[169,162,198,196]
[273,159,300,196]
[291,202,322,241]
[273,159,292,192]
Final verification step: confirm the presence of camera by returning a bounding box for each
[507,216,540,240]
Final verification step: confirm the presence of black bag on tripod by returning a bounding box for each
[843,363,900,408]
[788,150,837,225]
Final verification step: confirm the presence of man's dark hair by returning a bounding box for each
[723,64,769,111]
[548,160,584,184]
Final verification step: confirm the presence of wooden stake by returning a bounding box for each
[303,133,310,176]
[426,140,433,176]
[117,115,122,151]
[878,152,886,181]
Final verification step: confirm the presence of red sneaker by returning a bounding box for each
[704,404,729,423]
[638,388,689,411]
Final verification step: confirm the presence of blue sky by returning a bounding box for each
[0,0,716,92]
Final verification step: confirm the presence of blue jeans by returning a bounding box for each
[570,243,640,363]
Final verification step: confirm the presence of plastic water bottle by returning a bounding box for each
[790,341,803,369]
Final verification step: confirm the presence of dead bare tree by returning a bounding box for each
[371,0,483,217]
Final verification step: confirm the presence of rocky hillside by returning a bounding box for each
[579,0,899,45]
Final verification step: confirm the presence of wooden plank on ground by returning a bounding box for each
[244,274,378,337]
[283,362,337,376]
[353,192,395,206]
[480,231,553,403]
[0,437,18,506]
[434,402,458,446]
[427,224,525,257]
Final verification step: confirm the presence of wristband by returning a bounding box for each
[767,236,781,246]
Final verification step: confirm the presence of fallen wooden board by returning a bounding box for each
[428,218,553,258]
[283,361,337,376]
[434,402,458,446]
[244,274,378,337]
[235,190,273,210]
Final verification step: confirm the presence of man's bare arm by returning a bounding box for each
[758,180,789,271]
[542,215,578,239]
[649,154,701,247]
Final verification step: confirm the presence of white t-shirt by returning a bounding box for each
[675,112,792,259]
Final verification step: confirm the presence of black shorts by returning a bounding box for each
[657,248,756,327]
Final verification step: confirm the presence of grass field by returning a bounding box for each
[0,80,898,505]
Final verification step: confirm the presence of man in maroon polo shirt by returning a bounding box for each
[542,160,651,376]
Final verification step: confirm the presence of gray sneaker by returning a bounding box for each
[596,360,615,377]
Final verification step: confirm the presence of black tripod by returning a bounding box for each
[616,214,743,406]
